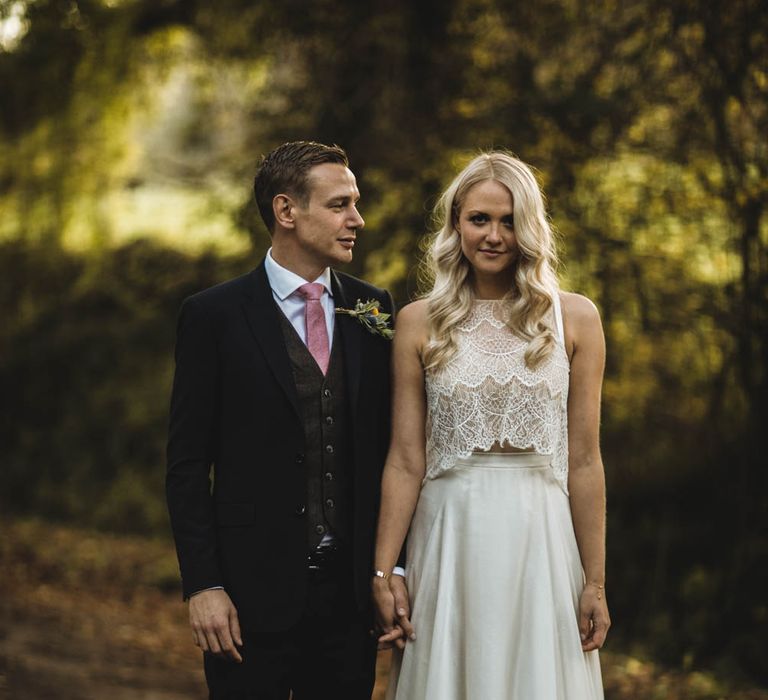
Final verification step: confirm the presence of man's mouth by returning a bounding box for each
[338,237,356,249]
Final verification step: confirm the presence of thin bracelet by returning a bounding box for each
[587,582,605,600]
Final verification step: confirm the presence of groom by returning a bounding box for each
[166,141,404,698]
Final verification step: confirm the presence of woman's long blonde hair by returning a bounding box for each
[422,151,560,371]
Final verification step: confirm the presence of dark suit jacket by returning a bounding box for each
[166,260,394,632]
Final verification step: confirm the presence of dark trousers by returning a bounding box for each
[204,550,377,700]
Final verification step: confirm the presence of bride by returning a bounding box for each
[372,151,609,699]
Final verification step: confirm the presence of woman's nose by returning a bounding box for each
[486,223,501,242]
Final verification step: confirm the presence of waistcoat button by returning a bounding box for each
[325,416,334,425]
[295,453,305,464]
[295,505,306,516]
[325,498,335,508]
[324,472,333,481]
[315,524,326,535]
[325,444,334,454]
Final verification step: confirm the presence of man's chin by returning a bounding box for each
[331,249,354,265]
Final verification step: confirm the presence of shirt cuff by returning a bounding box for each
[189,586,224,597]
[392,566,406,578]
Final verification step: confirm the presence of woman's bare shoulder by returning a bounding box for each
[560,291,601,327]
[396,298,429,328]
[393,299,429,356]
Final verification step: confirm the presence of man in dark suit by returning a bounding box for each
[166,141,405,699]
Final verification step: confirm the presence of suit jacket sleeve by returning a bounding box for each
[166,295,223,598]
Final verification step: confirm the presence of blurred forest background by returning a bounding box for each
[1,0,766,697]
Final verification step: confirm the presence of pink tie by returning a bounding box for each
[297,282,330,374]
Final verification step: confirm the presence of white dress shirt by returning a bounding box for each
[264,248,335,348]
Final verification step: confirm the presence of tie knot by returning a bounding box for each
[297,282,325,302]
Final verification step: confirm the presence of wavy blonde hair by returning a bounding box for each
[422,151,560,371]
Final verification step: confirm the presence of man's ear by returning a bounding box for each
[272,194,296,229]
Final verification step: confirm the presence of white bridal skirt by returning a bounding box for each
[386,452,603,700]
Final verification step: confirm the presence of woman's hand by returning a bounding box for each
[372,575,416,650]
[372,576,401,649]
[578,583,610,651]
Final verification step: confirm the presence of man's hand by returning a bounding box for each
[189,589,243,663]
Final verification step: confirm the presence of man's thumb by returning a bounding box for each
[230,607,243,646]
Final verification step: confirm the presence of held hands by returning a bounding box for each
[578,582,610,652]
[372,574,415,650]
[189,589,243,663]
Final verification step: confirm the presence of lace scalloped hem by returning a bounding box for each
[424,443,569,495]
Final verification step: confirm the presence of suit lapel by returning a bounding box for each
[241,263,302,422]
[331,271,362,416]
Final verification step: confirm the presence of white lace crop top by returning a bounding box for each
[424,295,571,493]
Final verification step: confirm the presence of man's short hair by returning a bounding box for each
[253,141,349,233]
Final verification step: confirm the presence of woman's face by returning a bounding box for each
[457,179,517,285]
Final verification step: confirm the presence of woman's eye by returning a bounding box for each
[469,214,488,224]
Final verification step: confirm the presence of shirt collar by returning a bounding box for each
[264,248,333,301]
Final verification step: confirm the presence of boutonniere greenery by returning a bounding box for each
[336,299,394,339]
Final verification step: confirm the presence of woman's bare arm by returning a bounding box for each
[563,291,611,651]
[372,300,429,644]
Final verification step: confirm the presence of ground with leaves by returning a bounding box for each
[0,518,764,700]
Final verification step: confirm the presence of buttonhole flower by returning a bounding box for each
[335,299,394,339]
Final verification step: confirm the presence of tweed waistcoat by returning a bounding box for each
[278,312,353,551]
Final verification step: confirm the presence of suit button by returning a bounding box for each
[325,444,334,454]
[325,416,334,425]
[323,389,332,398]
[325,498,335,509]
[315,524,326,535]
[295,505,306,516]
[295,453,305,464]
[324,472,334,482]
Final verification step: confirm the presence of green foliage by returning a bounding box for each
[0,240,250,534]
[1,0,766,686]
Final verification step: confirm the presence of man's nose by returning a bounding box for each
[349,208,365,230]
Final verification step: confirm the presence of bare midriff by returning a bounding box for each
[473,441,536,454]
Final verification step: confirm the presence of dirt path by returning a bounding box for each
[0,518,393,700]
[0,585,391,700]
[0,585,206,699]
[1,518,765,700]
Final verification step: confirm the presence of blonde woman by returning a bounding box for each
[372,152,609,698]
